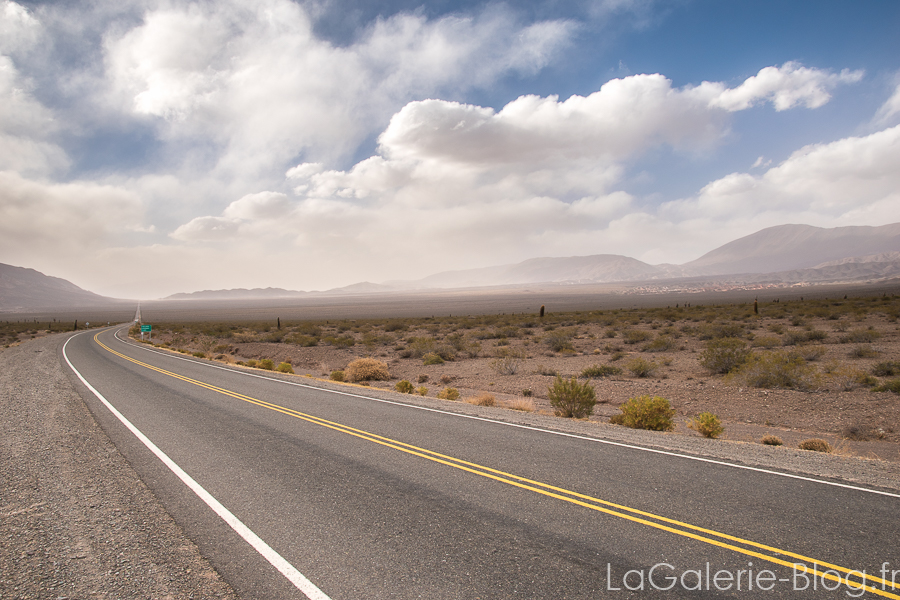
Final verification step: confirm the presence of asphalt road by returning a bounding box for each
[62,327,900,599]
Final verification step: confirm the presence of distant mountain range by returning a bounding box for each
[0,263,119,312]
[2,223,899,311]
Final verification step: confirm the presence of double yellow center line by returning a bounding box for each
[97,333,898,598]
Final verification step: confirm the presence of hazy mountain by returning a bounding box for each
[0,263,118,311]
[683,223,900,275]
[164,287,310,300]
[392,255,665,289]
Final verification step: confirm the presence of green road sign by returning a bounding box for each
[141,324,151,332]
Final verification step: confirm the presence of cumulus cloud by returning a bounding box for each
[0,1,40,55]
[708,61,863,111]
[104,0,575,179]
[164,62,877,281]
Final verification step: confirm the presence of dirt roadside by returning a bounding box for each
[0,332,238,600]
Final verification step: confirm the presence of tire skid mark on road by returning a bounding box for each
[95,332,899,599]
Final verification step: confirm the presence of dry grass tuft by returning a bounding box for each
[465,393,496,407]
[346,358,391,382]
[505,397,536,412]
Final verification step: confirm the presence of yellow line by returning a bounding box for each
[95,333,899,598]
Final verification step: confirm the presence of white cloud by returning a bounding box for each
[874,81,900,126]
[708,61,863,112]
[0,55,68,176]
[0,171,143,261]
[104,0,575,181]
[158,63,880,285]
[0,1,40,56]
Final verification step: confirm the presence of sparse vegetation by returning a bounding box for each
[395,380,414,393]
[580,364,622,378]
[699,338,751,374]
[437,387,460,401]
[276,362,294,374]
[610,395,675,431]
[798,438,832,453]
[465,393,496,406]
[761,435,783,446]
[548,376,597,418]
[731,350,820,390]
[346,358,390,382]
[330,370,345,382]
[625,357,658,378]
[687,412,724,439]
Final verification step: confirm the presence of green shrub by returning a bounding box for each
[276,362,294,374]
[416,386,428,396]
[330,370,345,382]
[874,379,900,394]
[643,335,676,352]
[625,357,658,378]
[622,329,652,345]
[285,333,319,346]
[699,337,751,374]
[751,335,781,348]
[437,387,460,400]
[610,395,674,431]
[192,351,207,358]
[544,329,575,352]
[423,352,445,365]
[580,364,622,378]
[872,361,900,377]
[798,438,832,453]
[548,376,597,418]
[245,359,258,368]
[346,358,390,382]
[782,329,827,346]
[687,412,724,438]
[731,350,820,390]
[395,380,414,393]
[323,335,355,348]
[761,435,783,446]
[258,359,275,370]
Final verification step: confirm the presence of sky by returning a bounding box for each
[1,0,899,299]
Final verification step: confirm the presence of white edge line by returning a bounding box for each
[113,327,900,500]
[64,331,331,600]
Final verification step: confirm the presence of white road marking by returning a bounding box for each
[64,331,332,600]
[114,326,900,500]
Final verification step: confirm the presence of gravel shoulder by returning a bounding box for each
[2,330,899,600]
[0,332,238,600]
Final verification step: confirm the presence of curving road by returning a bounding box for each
[62,327,900,599]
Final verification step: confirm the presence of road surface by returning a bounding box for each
[62,327,900,599]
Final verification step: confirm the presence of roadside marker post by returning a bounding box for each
[141,324,151,342]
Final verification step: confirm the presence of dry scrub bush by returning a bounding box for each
[798,438,832,453]
[625,357,658,378]
[730,350,820,390]
[506,397,535,412]
[258,359,275,371]
[687,412,724,439]
[544,329,576,352]
[580,364,622,378]
[330,370,345,382]
[849,344,879,358]
[416,386,428,396]
[491,349,525,375]
[622,329,652,345]
[465,393,496,407]
[548,376,596,418]
[610,395,675,431]
[875,379,900,394]
[751,335,781,349]
[872,361,900,376]
[643,335,676,352]
[346,358,390,382]
[437,387,460,401]
[276,362,294,374]
[760,435,783,446]
[699,338,750,374]
[423,352,444,365]
[825,365,877,391]
[395,380,414,393]
[839,329,881,344]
